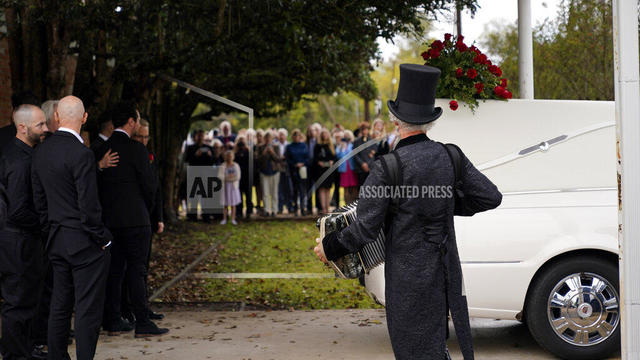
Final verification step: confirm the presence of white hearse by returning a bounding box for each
[363,99,619,360]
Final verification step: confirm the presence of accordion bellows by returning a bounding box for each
[317,201,386,279]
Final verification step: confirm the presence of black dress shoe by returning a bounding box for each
[31,345,47,360]
[122,311,136,324]
[148,310,164,320]
[104,317,134,336]
[135,321,169,338]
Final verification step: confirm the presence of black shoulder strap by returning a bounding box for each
[381,151,401,187]
[381,151,402,210]
[442,143,463,184]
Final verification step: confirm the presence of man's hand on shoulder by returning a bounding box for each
[98,149,119,169]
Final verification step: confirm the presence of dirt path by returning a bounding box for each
[68,308,620,360]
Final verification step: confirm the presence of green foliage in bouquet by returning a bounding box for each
[421,34,512,112]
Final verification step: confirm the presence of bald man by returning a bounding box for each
[31,96,112,360]
[0,105,48,359]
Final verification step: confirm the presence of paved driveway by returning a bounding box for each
[69,308,620,360]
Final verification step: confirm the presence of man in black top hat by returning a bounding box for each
[316,64,503,360]
[0,104,47,360]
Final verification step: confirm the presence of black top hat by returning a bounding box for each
[387,64,442,125]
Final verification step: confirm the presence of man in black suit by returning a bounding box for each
[0,105,47,360]
[352,121,376,190]
[129,118,164,321]
[90,110,114,158]
[31,96,112,360]
[0,91,41,152]
[97,101,168,338]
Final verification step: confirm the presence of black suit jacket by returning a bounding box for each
[0,138,39,231]
[352,135,376,174]
[96,131,157,229]
[90,135,106,160]
[0,123,17,154]
[149,151,163,231]
[31,131,112,248]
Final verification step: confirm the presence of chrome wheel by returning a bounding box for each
[547,272,619,346]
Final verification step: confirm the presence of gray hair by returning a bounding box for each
[343,130,355,142]
[13,104,44,127]
[278,128,288,137]
[220,120,232,131]
[389,112,437,133]
[41,100,59,127]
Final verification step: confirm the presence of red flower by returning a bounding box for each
[473,55,483,64]
[474,82,484,94]
[469,45,480,55]
[488,65,502,77]
[429,48,440,58]
[149,153,155,163]
[421,51,430,60]
[466,68,477,79]
[455,68,463,78]
[431,40,445,51]
[449,100,458,111]
[444,33,453,42]
[457,35,464,42]
[494,86,505,97]
[476,54,487,64]
[500,78,508,87]
[455,40,468,52]
[503,90,513,99]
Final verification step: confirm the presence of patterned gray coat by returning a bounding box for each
[323,133,503,360]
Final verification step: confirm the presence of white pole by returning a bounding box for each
[613,0,640,358]
[517,0,534,99]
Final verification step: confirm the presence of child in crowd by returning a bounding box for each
[220,150,242,225]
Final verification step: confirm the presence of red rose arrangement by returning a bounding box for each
[420,34,512,111]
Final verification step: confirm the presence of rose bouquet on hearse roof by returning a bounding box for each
[421,33,512,112]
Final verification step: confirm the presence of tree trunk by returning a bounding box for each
[363,99,370,122]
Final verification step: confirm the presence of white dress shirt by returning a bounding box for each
[114,128,130,138]
[58,127,84,144]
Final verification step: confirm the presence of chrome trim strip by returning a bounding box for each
[461,261,522,264]
[478,120,615,171]
[503,187,617,196]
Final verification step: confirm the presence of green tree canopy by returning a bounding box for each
[1,0,478,220]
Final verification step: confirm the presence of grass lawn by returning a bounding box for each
[203,220,381,309]
[148,219,380,310]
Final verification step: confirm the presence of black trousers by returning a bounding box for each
[331,171,341,205]
[236,183,253,218]
[0,229,42,360]
[121,228,155,319]
[105,226,152,328]
[48,227,110,360]
[31,252,53,346]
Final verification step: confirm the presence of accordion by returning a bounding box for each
[316,201,386,279]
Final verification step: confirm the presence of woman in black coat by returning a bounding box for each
[313,129,335,214]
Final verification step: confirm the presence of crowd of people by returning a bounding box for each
[0,92,167,360]
[180,118,397,223]
[0,90,398,360]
